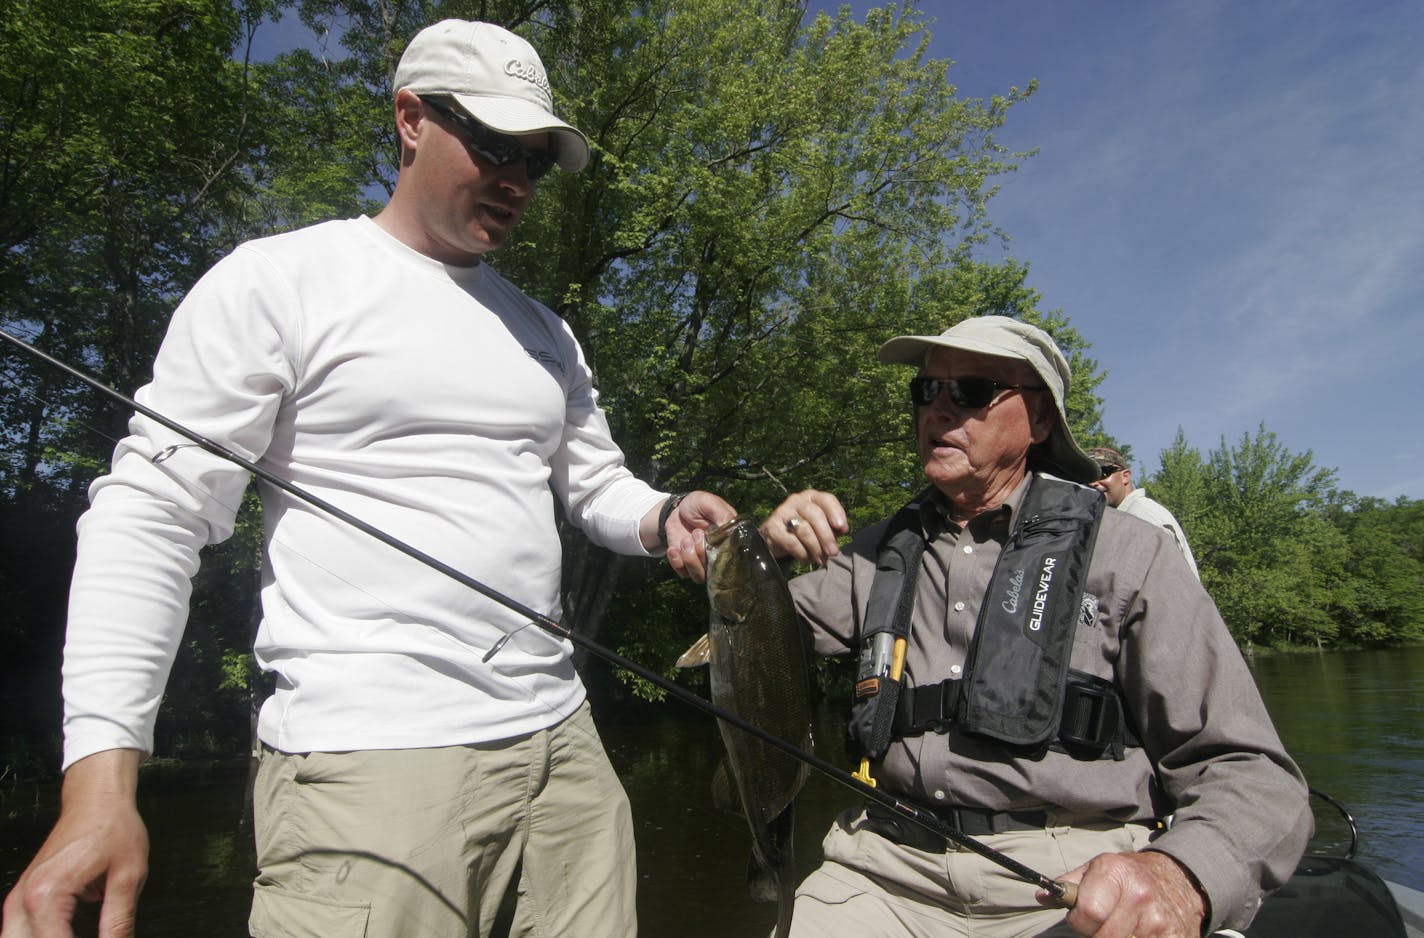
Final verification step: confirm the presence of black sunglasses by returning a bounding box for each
[421,96,558,181]
[909,376,1046,410]
[1098,463,1125,479]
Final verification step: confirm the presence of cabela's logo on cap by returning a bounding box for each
[504,58,551,103]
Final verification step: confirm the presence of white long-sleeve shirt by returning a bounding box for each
[62,216,665,768]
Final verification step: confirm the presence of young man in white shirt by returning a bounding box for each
[1,20,732,938]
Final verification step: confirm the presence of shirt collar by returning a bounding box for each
[920,473,1032,540]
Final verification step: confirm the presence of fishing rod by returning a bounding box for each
[0,326,1076,905]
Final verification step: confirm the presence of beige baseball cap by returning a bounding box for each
[878,315,1101,485]
[394,19,590,172]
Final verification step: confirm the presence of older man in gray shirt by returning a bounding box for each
[762,316,1310,937]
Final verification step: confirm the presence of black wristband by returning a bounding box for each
[657,493,687,547]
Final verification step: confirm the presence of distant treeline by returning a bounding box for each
[1145,427,1423,652]
[2,1,1419,777]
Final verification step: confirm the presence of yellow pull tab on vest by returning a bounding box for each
[851,638,907,788]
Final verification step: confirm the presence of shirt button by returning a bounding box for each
[950,665,962,675]
[962,545,973,554]
[953,601,966,612]
[933,789,946,801]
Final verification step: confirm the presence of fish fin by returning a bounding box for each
[711,586,755,623]
[674,632,711,669]
[748,806,796,906]
[747,853,780,903]
[712,758,744,816]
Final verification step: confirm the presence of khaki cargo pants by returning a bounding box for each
[248,702,635,938]
[782,808,1156,938]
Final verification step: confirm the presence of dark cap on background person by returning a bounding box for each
[394,19,590,172]
[1088,446,1130,475]
[877,315,1101,485]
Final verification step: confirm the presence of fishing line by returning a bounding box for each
[0,326,1075,902]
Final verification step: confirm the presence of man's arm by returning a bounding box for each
[1,749,148,937]
[1058,517,1311,934]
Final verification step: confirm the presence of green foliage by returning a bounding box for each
[1324,495,1424,647]
[505,3,1037,511]
[1142,425,1422,650]
[1196,426,1347,649]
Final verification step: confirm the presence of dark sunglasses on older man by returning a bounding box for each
[909,376,1045,410]
[421,96,558,181]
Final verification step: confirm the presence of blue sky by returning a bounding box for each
[255,2,1423,500]
[852,0,1424,500]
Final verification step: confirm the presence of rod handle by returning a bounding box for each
[1049,880,1078,908]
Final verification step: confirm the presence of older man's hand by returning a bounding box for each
[1040,849,1208,938]
[759,489,849,567]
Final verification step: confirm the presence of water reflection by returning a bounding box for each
[2,647,1421,935]
[1248,646,1424,891]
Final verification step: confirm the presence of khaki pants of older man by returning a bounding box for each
[247,702,635,938]
[781,808,1156,938]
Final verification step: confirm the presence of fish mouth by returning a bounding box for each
[706,515,750,547]
[706,516,754,582]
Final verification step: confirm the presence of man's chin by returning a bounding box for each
[922,464,970,491]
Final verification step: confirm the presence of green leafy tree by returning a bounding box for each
[245,1,1113,697]
[1150,425,1346,650]
[1324,495,1424,646]
[1147,428,1213,555]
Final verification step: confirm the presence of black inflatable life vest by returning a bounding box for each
[847,474,1133,763]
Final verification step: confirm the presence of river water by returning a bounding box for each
[2,646,1421,935]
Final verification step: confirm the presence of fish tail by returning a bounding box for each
[773,857,796,938]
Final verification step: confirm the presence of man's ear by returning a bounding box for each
[1029,397,1056,445]
[393,88,425,156]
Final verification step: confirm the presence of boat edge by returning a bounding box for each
[1388,880,1424,938]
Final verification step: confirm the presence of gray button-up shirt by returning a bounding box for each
[789,473,1312,931]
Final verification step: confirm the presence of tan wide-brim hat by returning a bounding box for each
[878,315,1101,485]
[394,19,590,173]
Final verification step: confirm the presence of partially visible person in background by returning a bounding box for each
[1090,445,1199,579]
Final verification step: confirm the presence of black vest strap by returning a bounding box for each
[846,492,930,761]
[892,669,1138,760]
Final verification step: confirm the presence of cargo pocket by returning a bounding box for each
[795,870,862,909]
[249,884,370,938]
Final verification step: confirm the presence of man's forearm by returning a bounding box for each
[61,748,143,806]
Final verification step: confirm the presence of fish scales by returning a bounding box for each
[693,517,812,938]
